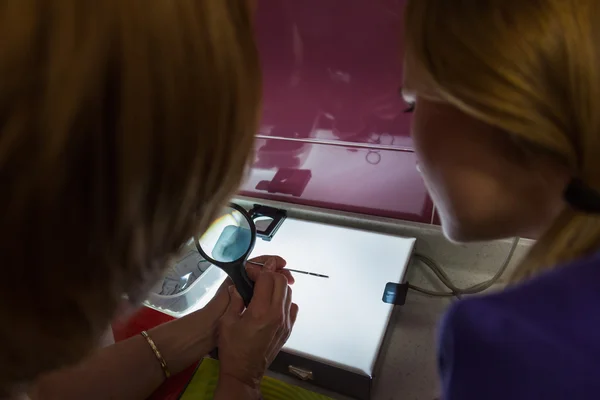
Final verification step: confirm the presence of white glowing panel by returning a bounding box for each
[251,218,415,377]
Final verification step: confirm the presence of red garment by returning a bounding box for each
[112,308,198,400]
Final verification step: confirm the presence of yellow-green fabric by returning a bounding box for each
[180,358,332,400]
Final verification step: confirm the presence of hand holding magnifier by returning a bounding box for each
[195,204,257,306]
[195,203,328,306]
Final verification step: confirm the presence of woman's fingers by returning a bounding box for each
[276,287,294,355]
[223,287,245,321]
[246,255,295,284]
[240,255,295,362]
[284,286,293,316]
[247,271,275,316]
[249,255,286,268]
[245,265,261,281]
[277,269,295,285]
[271,273,289,312]
[290,303,299,325]
[217,263,298,387]
[267,296,298,363]
[246,265,293,285]
[284,299,297,343]
[205,277,234,314]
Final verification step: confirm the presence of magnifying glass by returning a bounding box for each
[195,203,257,306]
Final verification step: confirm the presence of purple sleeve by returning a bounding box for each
[437,300,580,400]
[438,256,600,400]
[438,301,517,399]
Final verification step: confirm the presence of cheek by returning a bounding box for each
[409,103,470,237]
[409,101,519,242]
[410,106,445,188]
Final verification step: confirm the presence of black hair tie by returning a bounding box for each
[564,178,600,214]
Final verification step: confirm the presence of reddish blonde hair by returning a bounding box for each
[0,0,260,392]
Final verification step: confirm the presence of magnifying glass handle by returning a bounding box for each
[229,266,255,307]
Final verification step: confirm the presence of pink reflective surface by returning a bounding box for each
[255,0,412,148]
[242,0,434,223]
[240,139,433,222]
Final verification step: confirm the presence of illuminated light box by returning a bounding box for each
[146,207,415,400]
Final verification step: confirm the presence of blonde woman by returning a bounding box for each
[403,0,600,398]
[0,1,296,399]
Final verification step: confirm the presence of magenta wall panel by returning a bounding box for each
[241,0,434,223]
[240,139,433,222]
[255,0,412,149]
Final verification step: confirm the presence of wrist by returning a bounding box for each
[148,308,220,375]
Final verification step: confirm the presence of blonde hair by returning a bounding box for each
[0,0,260,393]
[404,0,600,281]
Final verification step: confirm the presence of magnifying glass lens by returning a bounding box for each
[198,207,253,263]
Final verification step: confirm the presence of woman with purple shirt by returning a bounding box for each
[402,0,600,398]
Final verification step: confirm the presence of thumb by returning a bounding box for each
[224,286,245,318]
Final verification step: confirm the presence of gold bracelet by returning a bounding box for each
[141,330,171,379]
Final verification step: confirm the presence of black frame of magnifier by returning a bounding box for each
[194,202,258,306]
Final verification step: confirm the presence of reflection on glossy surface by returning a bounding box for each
[245,1,432,222]
[253,139,311,170]
[256,168,312,197]
[256,0,412,148]
[241,140,433,222]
